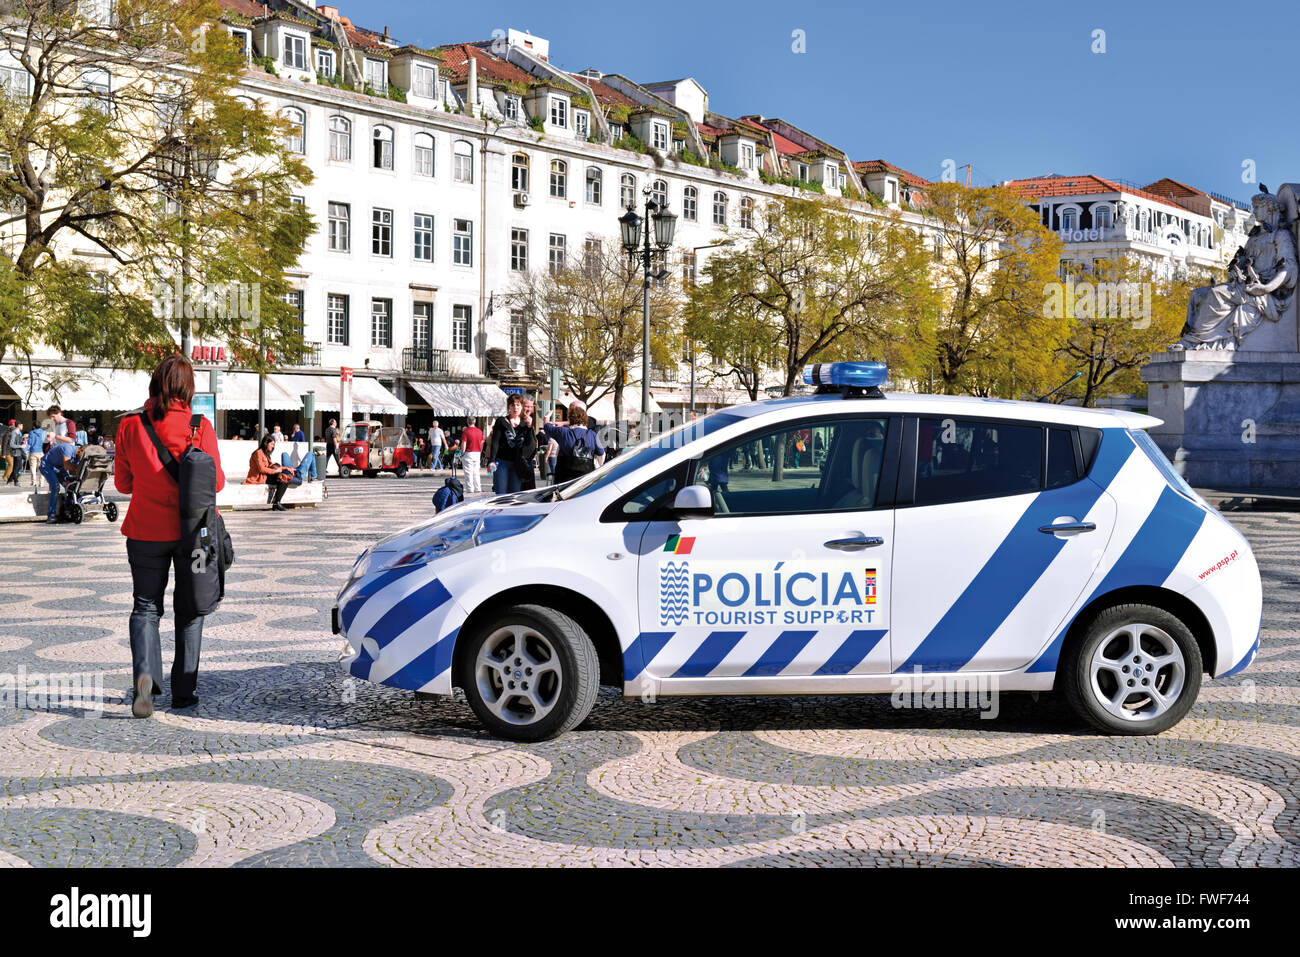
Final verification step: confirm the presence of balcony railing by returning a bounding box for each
[402,347,450,376]
[299,341,322,367]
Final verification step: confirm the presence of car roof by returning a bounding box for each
[726,391,1162,430]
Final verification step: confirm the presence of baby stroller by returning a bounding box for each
[58,445,118,524]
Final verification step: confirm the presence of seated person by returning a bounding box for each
[246,434,297,511]
[281,448,318,483]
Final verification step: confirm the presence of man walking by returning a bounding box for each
[25,421,46,489]
[1,419,13,483]
[324,418,339,474]
[4,421,23,485]
[461,418,484,495]
[428,420,444,472]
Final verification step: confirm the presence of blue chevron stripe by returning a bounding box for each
[384,627,460,689]
[673,631,746,678]
[815,629,889,675]
[1026,484,1207,673]
[623,631,675,681]
[744,630,817,677]
[339,563,424,633]
[368,578,452,649]
[896,430,1135,673]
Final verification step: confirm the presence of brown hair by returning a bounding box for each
[149,354,196,421]
[506,394,523,413]
[568,404,588,428]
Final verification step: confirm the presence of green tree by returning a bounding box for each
[686,196,933,397]
[0,0,313,378]
[921,183,1067,398]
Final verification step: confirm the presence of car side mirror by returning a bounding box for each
[672,485,713,516]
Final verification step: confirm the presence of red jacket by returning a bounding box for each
[114,399,224,541]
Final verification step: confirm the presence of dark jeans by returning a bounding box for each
[492,459,522,494]
[127,538,205,701]
[267,477,289,505]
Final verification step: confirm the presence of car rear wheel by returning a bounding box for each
[395,463,409,478]
[1063,603,1202,735]
[339,465,352,478]
[461,604,599,742]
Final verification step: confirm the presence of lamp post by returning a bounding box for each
[619,188,676,441]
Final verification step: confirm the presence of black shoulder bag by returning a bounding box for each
[139,413,234,615]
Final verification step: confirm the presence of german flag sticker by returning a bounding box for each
[664,534,696,554]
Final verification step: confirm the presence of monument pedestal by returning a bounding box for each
[1142,350,1300,491]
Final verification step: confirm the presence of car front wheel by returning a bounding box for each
[461,604,599,742]
[1063,603,1202,735]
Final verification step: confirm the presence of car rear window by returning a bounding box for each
[914,418,1042,505]
[1129,429,1198,500]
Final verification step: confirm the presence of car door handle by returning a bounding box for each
[824,536,885,551]
[1038,522,1096,534]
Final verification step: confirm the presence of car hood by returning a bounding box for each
[368,492,560,555]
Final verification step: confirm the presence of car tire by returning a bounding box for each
[1062,603,1202,735]
[395,464,409,478]
[461,604,600,742]
[339,465,352,478]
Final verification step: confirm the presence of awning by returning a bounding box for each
[2,366,153,412]
[406,380,505,417]
[349,376,407,416]
[216,373,301,411]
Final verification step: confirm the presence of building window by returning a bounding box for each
[1095,205,1112,229]
[412,302,432,352]
[328,115,351,162]
[503,95,521,121]
[650,179,668,208]
[413,132,434,177]
[371,207,392,257]
[574,110,589,139]
[712,190,727,226]
[510,309,528,355]
[740,143,754,170]
[327,202,350,252]
[413,213,434,262]
[683,185,697,221]
[548,233,566,274]
[886,180,897,204]
[453,218,472,265]
[651,121,668,151]
[550,159,567,199]
[316,48,335,77]
[510,228,529,271]
[739,196,754,229]
[284,289,305,338]
[620,173,636,209]
[230,29,252,60]
[512,152,529,193]
[327,293,349,345]
[797,162,809,181]
[682,249,696,286]
[452,304,472,352]
[364,57,387,93]
[453,140,473,183]
[932,232,943,261]
[80,67,111,114]
[413,64,436,98]
[825,163,838,185]
[372,125,394,170]
[582,237,601,275]
[1061,208,1076,231]
[549,96,568,128]
[282,33,307,71]
[370,298,392,348]
[282,107,305,154]
[585,166,602,205]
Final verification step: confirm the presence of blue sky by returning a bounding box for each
[369,0,1293,202]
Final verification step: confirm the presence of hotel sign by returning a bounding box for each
[1059,227,1110,242]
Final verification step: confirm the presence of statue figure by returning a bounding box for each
[1172,187,1297,351]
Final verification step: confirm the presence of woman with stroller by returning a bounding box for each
[114,355,224,718]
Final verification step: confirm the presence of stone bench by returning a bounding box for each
[217,480,324,510]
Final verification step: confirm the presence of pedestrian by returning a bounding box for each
[324,418,340,473]
[488,394,535,495]
[25,420,46,489]
[4,421,24,485]
[245,433,296,511]
[543,400,606,484]
[45,406,75,449]
[428,420,444,472]
[112,355,224,717]
[460,418,485,495]
[290,423,305,443]
[519,397,538,490]
[271,424,283,443]
[1,419,15,484]
[40,441,86,522]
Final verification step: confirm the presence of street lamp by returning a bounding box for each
[620,188,676,441]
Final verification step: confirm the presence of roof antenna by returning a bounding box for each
[1037,370,1082,402]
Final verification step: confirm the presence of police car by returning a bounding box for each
[334,362,1261,741]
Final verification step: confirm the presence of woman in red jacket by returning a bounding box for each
[114,355,224,718]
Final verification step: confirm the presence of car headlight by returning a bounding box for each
[383,513,545,569]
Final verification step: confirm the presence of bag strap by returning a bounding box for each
[139,413,180,484]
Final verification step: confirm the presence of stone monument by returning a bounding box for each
[1143,185,1300,491]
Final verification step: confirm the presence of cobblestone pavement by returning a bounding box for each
[0,476,1297,867]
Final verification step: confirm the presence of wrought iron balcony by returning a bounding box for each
[401,347,450,376]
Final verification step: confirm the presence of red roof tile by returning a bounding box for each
[1004,174,1188,212]
[568,74,637,109]
[853,159,930,188]
[216,0,269,18]
[436,43,535,87]
[1142,178,1205,199]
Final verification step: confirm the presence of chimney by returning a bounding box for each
[383,26,390,40]
[467,55,480,117]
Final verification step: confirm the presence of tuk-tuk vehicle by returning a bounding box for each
[337,421,415,478]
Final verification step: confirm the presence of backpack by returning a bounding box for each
[560,428,596,476]
[432,476,464,512]
[139,413,234,616]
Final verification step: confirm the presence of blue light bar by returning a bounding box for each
[802,362,888,390]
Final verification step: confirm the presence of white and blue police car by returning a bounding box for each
[333,362,1262,741]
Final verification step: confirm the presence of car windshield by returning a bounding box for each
[554,409,749,501]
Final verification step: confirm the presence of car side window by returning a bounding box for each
[914,418,1042,505]
[1046,428,1079,489]
[693,417,889,516]
[620,473,680,517]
